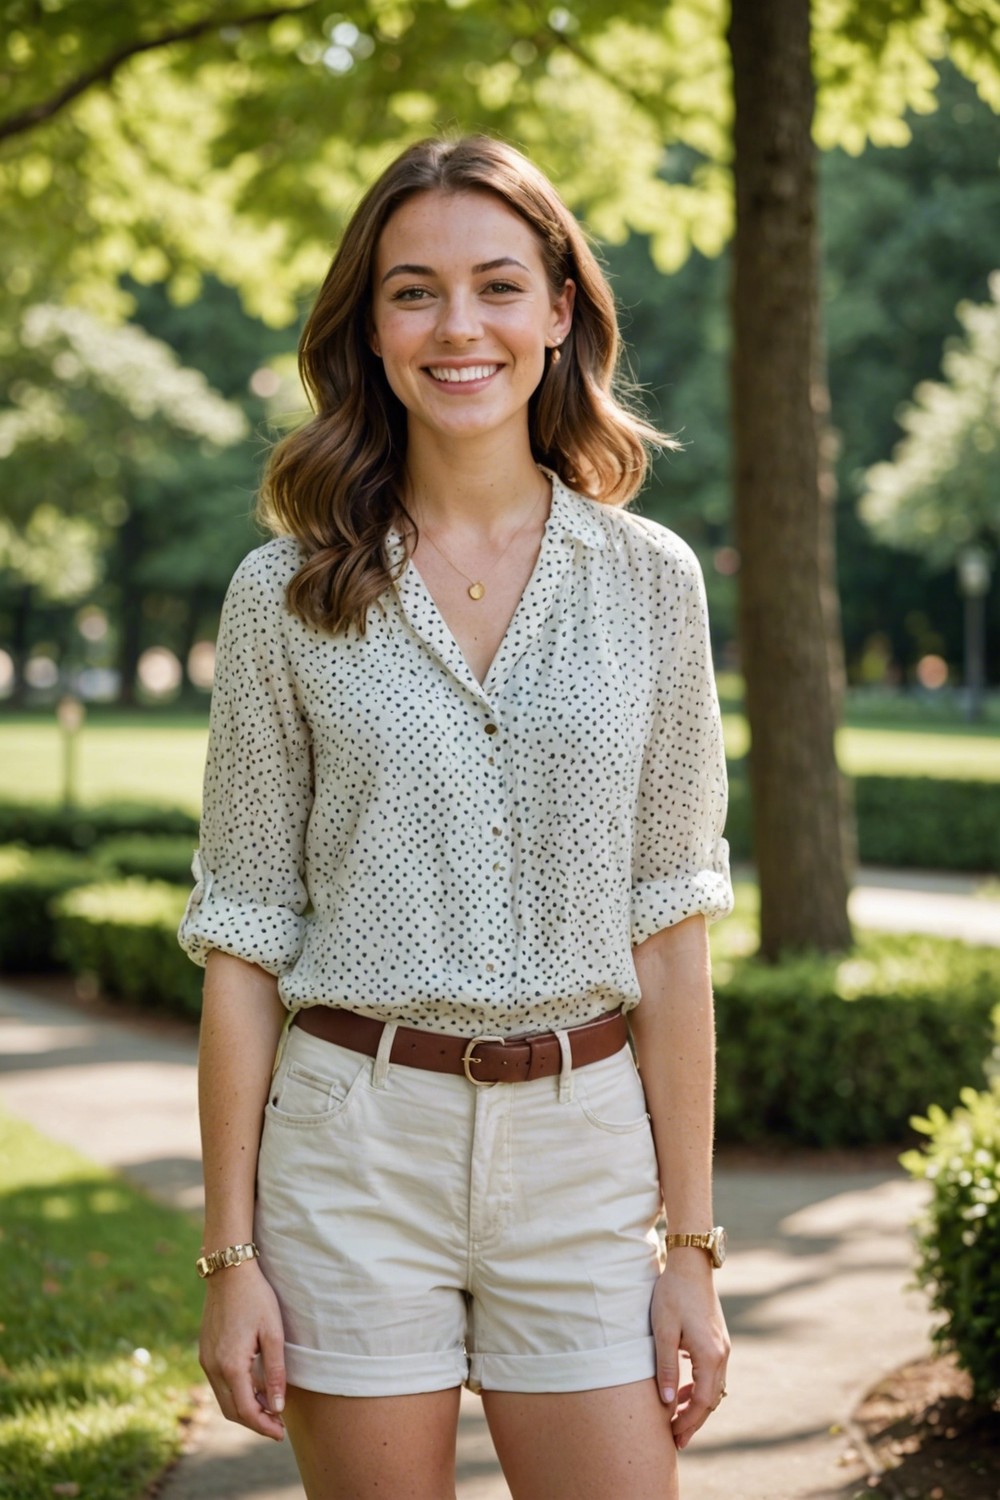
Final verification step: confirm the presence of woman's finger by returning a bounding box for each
[673,1362,730,1449]
[653,1317,682,1416]
[257,1320,287,1417]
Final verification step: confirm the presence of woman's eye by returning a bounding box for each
[484,281,522,295]
[392,287,432,302]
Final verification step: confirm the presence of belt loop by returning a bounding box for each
[372,1021,398,1089]
[555,1028,574,1103]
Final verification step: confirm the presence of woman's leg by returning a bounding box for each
[283,1384,463,1500]
[482,1379,679,1500]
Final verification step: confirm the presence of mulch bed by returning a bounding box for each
[849,1351,1000,1499]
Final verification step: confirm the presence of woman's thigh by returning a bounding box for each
[482,1380,678,1500]
[283,1384,463,1500]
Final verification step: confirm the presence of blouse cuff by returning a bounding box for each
[629,854,735,948]
[176,848,309,977]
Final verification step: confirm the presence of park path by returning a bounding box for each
[3,865,997,1498]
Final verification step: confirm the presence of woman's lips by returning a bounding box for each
[424,363,501,390]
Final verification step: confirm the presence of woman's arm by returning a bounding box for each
[630,912,730,1451]
[197,949,289,1440]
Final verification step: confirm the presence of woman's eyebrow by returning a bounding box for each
[380,256,531,286]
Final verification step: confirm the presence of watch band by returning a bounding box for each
[195,1241,259,1279]
[664,1226,727,1268]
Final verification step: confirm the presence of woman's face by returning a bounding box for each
[369,188,574,449]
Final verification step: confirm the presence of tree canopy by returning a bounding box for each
[0,301,246,600]
[2,0,998,325]
[861,272,1000,569]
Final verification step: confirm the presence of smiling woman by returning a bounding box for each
[178,134,734,1500]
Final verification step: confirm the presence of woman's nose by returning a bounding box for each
[434,290,482,344]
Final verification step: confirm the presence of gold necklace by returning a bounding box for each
[414,486,548,601]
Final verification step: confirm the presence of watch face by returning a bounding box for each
[712,1227,728,1266]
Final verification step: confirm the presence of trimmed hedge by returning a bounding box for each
[902,1082,1000,1405]
[714,934,1000,1146]
[0,800,198,852]
[723,770,1000,873]
[0,845,103,971]
[855,775,1000,872]
[93,834,197,885]
[50,879,203,1017]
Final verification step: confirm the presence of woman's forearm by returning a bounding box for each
[629,913,716,1232]
[631,913,729,1445]
[198,950,287,1248]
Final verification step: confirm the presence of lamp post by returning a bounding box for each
[956,545,992,724]
[56,693,85,809]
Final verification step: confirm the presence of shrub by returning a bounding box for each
[854,776,1000,873]
[722,767,1000,873]
[0,845,103,971]
[50,879,203,1018]
[714,934,1000,1146]
[93,833,197,885]
[0,800,198,853]
[901,1080,1000,1405]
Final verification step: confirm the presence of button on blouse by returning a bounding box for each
[177,474,734,1036]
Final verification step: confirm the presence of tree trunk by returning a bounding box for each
[728,0,855,957]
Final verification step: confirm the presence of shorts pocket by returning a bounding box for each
[266,1034,369,1128]
[575,1046,651,1135]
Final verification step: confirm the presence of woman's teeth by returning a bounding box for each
[427,365,499,383]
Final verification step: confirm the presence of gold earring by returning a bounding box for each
[550,343,562,365]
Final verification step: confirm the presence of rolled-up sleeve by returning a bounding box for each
[177,543,314,975]
[630,543,734,947]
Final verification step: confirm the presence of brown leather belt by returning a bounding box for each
[291,1005,628,1087]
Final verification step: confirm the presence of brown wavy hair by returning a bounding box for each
[257,133,674,636]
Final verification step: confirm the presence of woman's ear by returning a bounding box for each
[551,278,576,346]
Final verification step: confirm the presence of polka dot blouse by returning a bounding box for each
[177,471,734,1035]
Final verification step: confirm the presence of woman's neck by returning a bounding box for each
[403,428,549,537]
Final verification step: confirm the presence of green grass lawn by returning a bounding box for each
[0,1110,203,1500]
[1,688,998,810]
[0,719,208,812]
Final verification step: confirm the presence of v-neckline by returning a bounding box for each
[403,501,556,695]
[389,478,579,704]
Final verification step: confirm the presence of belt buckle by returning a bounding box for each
[462,1034,505,1087]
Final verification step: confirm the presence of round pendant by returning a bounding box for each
[468,582,486,600]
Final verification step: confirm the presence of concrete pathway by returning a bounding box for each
[5,868,995,1498]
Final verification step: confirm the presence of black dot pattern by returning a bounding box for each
[177,473,734,1034]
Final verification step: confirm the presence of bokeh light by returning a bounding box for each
[25,655,58,689]
[77,605,109,642]
[916,654,949,690]
[138,647,182,696]
[249,367,281,397]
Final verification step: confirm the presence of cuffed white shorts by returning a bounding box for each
[254,1019,664,1398]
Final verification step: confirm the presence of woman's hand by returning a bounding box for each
[651,1250,730,1451]
[199,1263,287,1441]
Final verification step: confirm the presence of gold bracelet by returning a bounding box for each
[195,1242,259,1279]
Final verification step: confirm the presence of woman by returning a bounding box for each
[178,133,733,1500]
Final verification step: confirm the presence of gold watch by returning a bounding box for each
[664,1226,727,1268]
[195,1242,259,1278]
